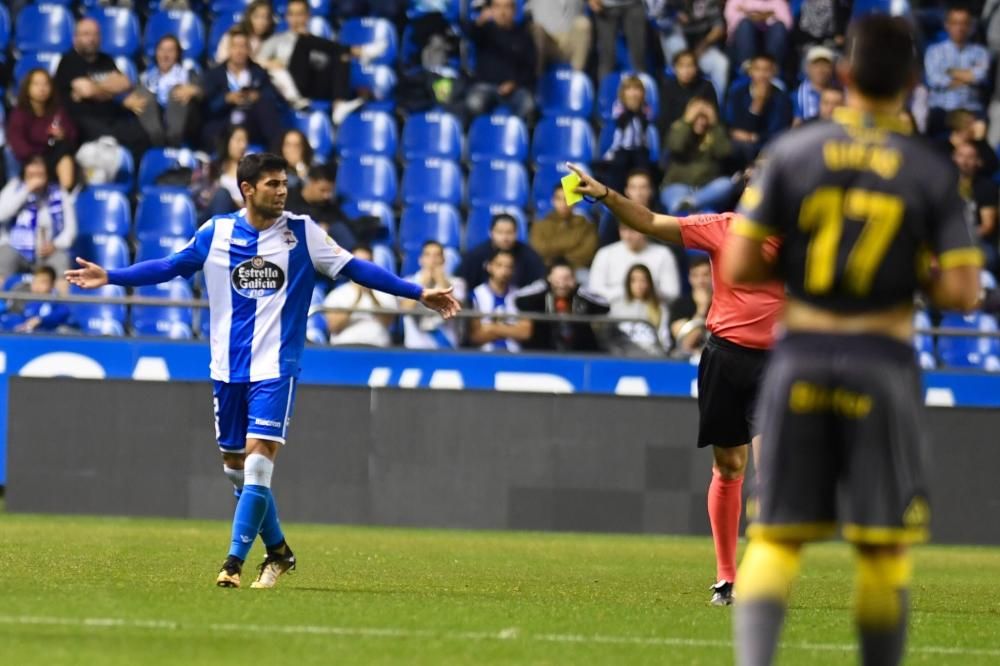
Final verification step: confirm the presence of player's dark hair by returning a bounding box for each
[490,213,517,230]
[33,265,57,283]
[846,15,917,100]
[237,152,288,192]
[689,254,710,270]
[307,163,336,183]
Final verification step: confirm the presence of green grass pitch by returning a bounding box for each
[2,512,999,665]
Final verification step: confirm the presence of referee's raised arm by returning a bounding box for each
[565,163,683,245]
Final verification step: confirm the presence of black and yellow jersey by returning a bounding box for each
[734,107,983,313]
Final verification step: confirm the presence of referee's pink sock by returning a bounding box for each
[708,468,744,583]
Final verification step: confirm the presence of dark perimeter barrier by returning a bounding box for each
[7,377,1000,545]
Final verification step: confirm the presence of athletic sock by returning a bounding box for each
[733,538,801,666]
[708,468,744,582]
[855,550,912,666]
[228,484,271,561]
[260,494,286,552]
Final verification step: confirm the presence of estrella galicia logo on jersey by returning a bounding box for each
[231,256,285,298]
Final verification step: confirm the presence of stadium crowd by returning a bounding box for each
[0,0,999,366]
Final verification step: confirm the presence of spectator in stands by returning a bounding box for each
[284,164,357,250]
[669,254,712,354]
[609,263,670,355]
[725,0,792,69]
[660,50,720,136]
[0,156,77,284]
[937,109,999,176]
[2,266,70,333]
[201,28,285,151]
[54,17,153,162]
[323,245,397,347]
[401,240,466,349]
[458,213,546,290]
[598,168,670,247]
[140,35,203,148]
[7,69,79,191]
[589,223,681,302]
[465,0,538,122]
[515,259,609,352]
[596,75,656,194]
[656,0,729,102]
[591,0,649,80]
[254,0,314,111]
[813,86,843,122]
[527,0,592,78]
[725,53,792,168]
[275,128,314,187]
[468,249,528,351]
[925,6,990,137]
[792,45,835,125]
[202,125,250,218]
[530,185,599,273]
[661,96,734,214]
[954,140,999,272]
[792,0,848,59]
[216,0,276,64]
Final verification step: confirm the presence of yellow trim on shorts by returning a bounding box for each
[842,524,930,545]
[747,522,838,542]
[938,247,985,270]
[729,217,776,242]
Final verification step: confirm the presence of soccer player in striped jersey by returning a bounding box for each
[66,153,460,589]
[566,162,784,607]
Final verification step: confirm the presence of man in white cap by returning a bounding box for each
[793,45,837,125]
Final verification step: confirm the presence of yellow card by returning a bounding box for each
[561,172,583,206]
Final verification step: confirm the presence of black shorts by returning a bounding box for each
[696,335,769,448]
[749,333,931,545]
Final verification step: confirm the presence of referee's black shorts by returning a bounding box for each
[696,335,769,448]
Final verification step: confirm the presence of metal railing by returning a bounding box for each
[0,290,997,339]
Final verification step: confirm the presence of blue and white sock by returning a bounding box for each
[227,453,274,561]
[224,464,284,550]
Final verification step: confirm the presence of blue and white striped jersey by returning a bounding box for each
[169,209,351,382]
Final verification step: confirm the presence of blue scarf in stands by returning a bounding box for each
[10,185,64,263]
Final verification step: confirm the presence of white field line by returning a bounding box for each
[1,615,999,658]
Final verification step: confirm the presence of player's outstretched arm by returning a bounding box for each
[340,258,461,319]
[565,163,683,245]
[66,256,185,289]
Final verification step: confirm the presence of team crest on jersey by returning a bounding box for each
[231,255,286,298]
[281,229,298,249]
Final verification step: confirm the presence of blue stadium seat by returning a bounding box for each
[135,234,190,262]
[86,7,141,57]
[69,284,126,336]
[210,0,253,12]
[114,56,139,85]
[0,5,11,54]
[534,162,594,215]
[402,158,463,206]
[407,0,461,22]
[113,147,136,193]
[339,17,398,65]
[336,155,397,203]
[469,160,529,208]
[275,15,333,39]
[937,312,1000,371]
[531,116,596,166]
[400,203,462,252]
[596,71,660,121]
[348,63,397,101]
[144,10,206,61]
[14,4,74,54]
[289,110,335,161]
[913,310,935,370]
[138,148,201,189]
[135,188,198,240]
[597,121,660,164]
[402,110,464,161]
[75,187,132,237]
[75,232,130,270]
[466,206,528,249]
[468,114,529,163]
[306,284,329,345]
[132,278,194,339]
[467,0,524,22]
[538,69,594,118]
[207,11,243,60]
[13,52,62,87]
[335,109,398,159]
[341,199,396,246]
